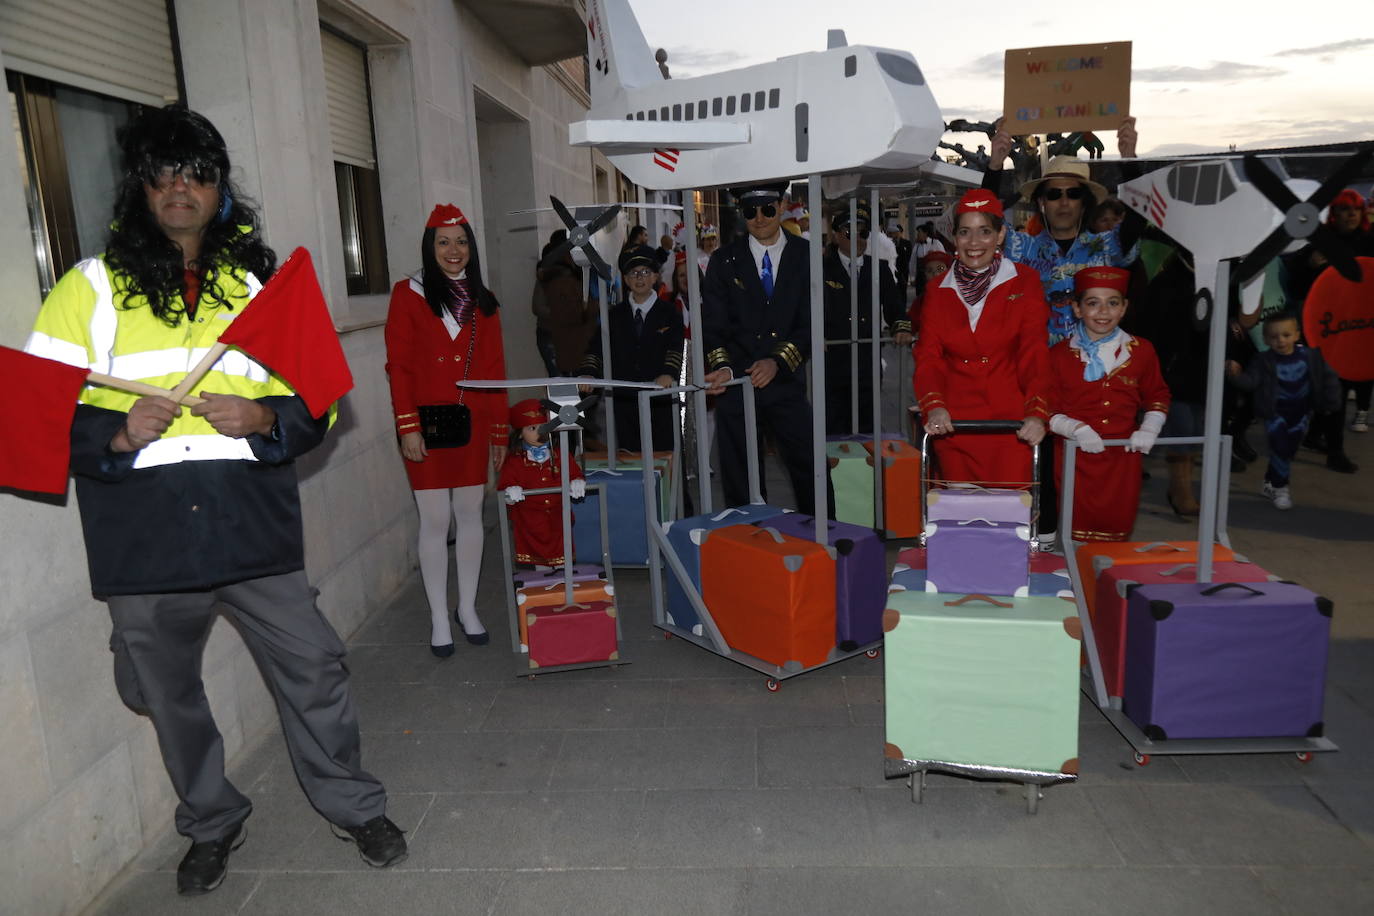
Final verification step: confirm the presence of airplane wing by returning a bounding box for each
[569,119,751,153]
[459,377,664,391]
[821,159,984,197]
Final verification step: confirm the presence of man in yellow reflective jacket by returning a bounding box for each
[25,105,405,896]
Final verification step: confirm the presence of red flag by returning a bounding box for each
[217,247,353,417]
[0,346,90,495]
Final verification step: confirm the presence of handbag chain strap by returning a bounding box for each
[457,312,478,405]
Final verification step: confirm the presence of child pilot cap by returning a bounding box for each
[1074,266,1131,296]
[510,398,546,428]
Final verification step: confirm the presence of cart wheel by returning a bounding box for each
[865,648,881,659]
[765,678,780,692]
[663,632,673,640]
[1026,785,1041,815]
[527,674,537,681]
[910,773,924,804]
[1295,751,1313,763]
[1133,752,1150,766]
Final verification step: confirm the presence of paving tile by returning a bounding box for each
[355,682,499,734]
[1084,784,1374,867]
[756,725,887,788]
[344,643,439,685]
[493,867,748,916]
[551,727,757,790]
[992,865,1282,916]
[1072,722,1192,786]
[842,675,885,726]
[1253,866,1374,915]
[861,783,1120,867]
[400,791,648,870]
[85,870,261,914]
[743,866,1018,916]
[361,731,564,793]
[480,680,670,730]
[274,792,434,871]
[664,675,854,728]
[244,871,503,915]
[1304,781,1374,849]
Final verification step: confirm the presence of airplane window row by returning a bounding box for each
[1166,162,1238,207]
[625,89,782,123]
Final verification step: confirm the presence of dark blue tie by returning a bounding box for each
[761,251,774,298]
[634,308,644,338]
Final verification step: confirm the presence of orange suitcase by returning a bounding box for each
[863,439,923,538]
[699,524,837,669]
[516,579,614,652]
[1074,540,1238,620]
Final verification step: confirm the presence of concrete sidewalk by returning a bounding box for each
[87,424,1374,915]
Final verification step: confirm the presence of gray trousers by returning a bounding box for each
[106,570,386,842]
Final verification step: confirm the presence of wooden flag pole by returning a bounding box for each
[167,341,230,403]
[87,371,206,406]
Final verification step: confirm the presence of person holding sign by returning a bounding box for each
[24,105,405,896]
[915,189,1051,487]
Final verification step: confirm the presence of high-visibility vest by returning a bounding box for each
[25,256,294,470]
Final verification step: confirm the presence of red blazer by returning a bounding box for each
[1047,334,1171,437]
[385,277,508,447]
[913,261,1051,423]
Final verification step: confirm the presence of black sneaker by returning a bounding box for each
[1327,453,1359,474]
[332,815,408,867]
[176,825,245,896]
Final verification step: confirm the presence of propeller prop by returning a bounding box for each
[539,196,622,282]
[1235,143,1374,287]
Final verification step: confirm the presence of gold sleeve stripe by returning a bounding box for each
[707,347,732,370]
[396,411,418,420]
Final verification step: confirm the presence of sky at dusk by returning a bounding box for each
[628,0,1373,157]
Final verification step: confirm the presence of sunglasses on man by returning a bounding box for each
[1041,186,1086,202]
[740,204,778,220]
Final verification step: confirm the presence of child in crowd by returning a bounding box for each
[906,250,952,335]
[499,400,585,567]
[1048,267,1171,540]
[1226,312,1342,509]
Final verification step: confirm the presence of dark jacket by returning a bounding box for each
[578,294,684,386]
[701,232,811,391]
[1228,345,1342,419]
[821,247,908,347]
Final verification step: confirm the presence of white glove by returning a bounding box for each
[569,478,587,499]
[1127,410,1167,454]
[503,485,525,504]
[1072,423,1105,454]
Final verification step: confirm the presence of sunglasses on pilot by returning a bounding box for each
[140,157,223,190]
[740,204,778,220]
[1041,186,1086,202]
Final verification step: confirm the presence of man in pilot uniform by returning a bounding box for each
[702,183,831,515]
[822,203,909,436]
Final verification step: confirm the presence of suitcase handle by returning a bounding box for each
[1157,563,1197,577]
[955,517,996,527]
[1200,582,1265,598]
[944,594,1014,608]
[1132,541,1187,554]
[751,526,786,544]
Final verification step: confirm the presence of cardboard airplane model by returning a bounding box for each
[1117,158,1318,323]
[575,0,951,191]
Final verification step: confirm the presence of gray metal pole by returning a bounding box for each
[598,271,616,461]
[685,201,712,515]
[869,187,885,534]
[848,197,859,437]
[1196,260,1230,581]
[809,174,826,544]
[638,387,664,617]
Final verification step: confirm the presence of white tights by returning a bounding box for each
[413,485,487,646]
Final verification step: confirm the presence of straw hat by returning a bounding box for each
[1018,156,1108,205]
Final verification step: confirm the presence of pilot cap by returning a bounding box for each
[510,399,546,428]
[730,182,789,205]
[619,244,659,274]
[831,202,872,233]
[426,204,468,228]
[955,189,1005,221]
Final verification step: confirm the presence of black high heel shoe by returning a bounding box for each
[430,643,455,658]
[454,610,490,645]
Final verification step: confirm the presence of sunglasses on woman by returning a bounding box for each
[740,204,778,220]
[1041,186,1086,202]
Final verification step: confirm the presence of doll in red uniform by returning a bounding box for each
[499,399,586,568]
[1047,266,1171,541]
[385,204,508,656]
[914,190,1050,486]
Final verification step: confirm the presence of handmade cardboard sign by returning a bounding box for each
[1305,256,1374,381]
[1003,42,1131,135]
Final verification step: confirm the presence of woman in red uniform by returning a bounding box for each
[914,190,1050,486]
[385,204,508,657]
[1048,267,1170,541]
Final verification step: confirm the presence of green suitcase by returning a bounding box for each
[883,591,1081,783]
[826,441,874,529]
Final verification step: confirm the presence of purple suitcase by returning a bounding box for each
[1123,581,1332,739]
[924,518,1030,596]
[512,565,606,589]
[759,514,886,649]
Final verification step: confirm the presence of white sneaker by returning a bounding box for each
[1262,481,1293,510]
[1351,411,1369,433]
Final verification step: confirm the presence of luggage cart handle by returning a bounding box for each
[916,418,1043,548]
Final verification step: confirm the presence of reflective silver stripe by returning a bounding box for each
[109,347,272,385]
[24,331,89,369]
[78,257,118,374]
[132,434,258,470]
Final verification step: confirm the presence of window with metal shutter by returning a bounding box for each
[320,28,376,169]
[0,0,180,106]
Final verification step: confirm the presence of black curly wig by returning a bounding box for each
[105,105,276,326]
[419,220,500,318]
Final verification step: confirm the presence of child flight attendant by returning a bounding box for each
[499,399,586,567]
[1047,267,1171,541]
